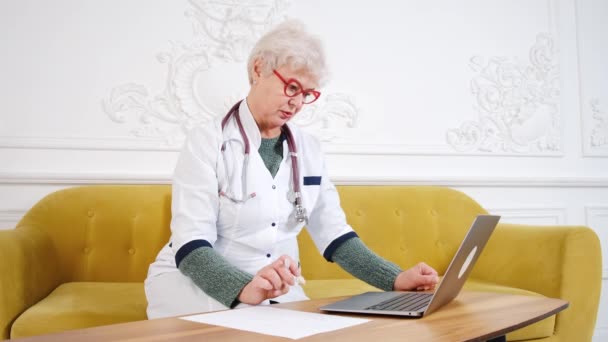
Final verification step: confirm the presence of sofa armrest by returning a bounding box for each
[0,226,62,339]
[471,223,601,341]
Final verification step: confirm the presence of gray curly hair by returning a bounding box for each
[247,19,328,86]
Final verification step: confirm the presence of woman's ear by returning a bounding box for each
[252,58,263,81]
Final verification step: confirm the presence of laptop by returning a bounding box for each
[320,214,500,318]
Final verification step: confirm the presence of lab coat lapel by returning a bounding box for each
[238,99,262,150]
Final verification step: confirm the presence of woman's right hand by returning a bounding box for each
[237,255,300,305]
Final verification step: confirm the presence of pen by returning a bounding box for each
[284,259,306,285]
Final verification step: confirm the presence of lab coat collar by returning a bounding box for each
[238,99,262,150]
[223,98,298,150]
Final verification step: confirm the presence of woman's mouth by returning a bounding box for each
[280,110,293,119]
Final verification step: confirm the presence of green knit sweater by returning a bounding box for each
[258,133,283,177]
[178,135,402,308]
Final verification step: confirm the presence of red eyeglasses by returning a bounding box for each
[272,70,321,104]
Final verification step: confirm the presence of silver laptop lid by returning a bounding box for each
[424,214,500,315]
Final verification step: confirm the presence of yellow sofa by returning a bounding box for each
[0,185,601,341]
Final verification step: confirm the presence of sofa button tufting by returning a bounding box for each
[394,209,402,216]
[87,210,94,218]
[430,209,438,216]
[128,248,136,255]
[83,247,90,254]
[356,210,363,216]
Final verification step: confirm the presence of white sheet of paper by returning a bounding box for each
[180,306,370,340]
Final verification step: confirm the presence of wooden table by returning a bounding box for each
[12,291,568,342]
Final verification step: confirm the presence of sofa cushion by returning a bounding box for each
[303,278,554,341]
[11,282,147,339]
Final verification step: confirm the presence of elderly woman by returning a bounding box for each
[144,20,438,318]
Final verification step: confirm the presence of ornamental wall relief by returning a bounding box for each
[102,0,358,148]
[446,34,561,154]
[590,98,608,149]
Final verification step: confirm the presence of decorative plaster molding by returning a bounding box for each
[102,0,290,147]
[2,172,608,187]
[291,93,359,141]
[584,206,608,280]
[102,0,359,147]
[323,142,562,156]
[594,329,608,340]
[330,176,608,187]
[447,34,561,154]
[0,172,171,185]
[0,136,180,151]
[590,98,608,148]
[585,205,608,218]
[0,210,26,229]
[485,207,566,225]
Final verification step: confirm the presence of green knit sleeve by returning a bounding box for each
[178,247,254,308]
[331,237,402,291]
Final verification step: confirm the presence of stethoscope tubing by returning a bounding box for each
[219,100,306,222]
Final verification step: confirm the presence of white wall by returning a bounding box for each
[1,0,606,339]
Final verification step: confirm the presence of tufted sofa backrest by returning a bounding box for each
[298,186,487,280]
[17,185,172,283]
[17,185,486,283]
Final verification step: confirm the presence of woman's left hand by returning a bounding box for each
[393,262,439,291]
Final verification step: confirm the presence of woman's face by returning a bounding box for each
[249,63,319,136]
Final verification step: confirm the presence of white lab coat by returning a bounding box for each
[145,100,354,318]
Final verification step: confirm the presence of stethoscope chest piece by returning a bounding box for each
[294,204,308,223]
[287,190,307,224]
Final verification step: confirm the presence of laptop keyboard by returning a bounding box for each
[366,292,433,312]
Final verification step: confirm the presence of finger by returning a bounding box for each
[251,276,273,291]
[289,259,307,284]
[276,266,296,286]
[260,269,283,290]
[410,274,438,290]
[280,255,300,276]
[418,262,438,276]
[269,284,290,298]
[276,256,298,285]
[420,274,439,286]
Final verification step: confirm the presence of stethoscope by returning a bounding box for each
[218,100,308,223]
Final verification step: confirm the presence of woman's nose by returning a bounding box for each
[289,94,305,108]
